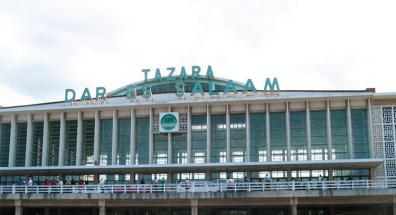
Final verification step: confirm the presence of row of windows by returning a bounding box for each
[0,110,369,167]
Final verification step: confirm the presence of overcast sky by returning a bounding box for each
[0,0,395,107]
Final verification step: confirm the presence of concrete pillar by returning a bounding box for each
[42,112,49,166]
[286,102,291,161]
[290,198,297,215]
[58,112,66,166]
[226,104,231,163]
[149,108,154,164]
[266,103,271,162]
[167,172,172,183]
[44,208,50,215]
[168,107,173,164]
[15,200,22,215]
[326,100,332,160]
[191,199,198,215]
[393,196,396,215]
[8,114,17,167]
[306,101,312,160]
[206,105,211,163]
[99,199,106,215]
[328,168,333,181]
[367,98,374,158]
[187,106,192,163]
[130,109,136,165]
[111,109,118,165]
[206,171,212,182]
[287,169,292,181]
[346,99,354,159]
[246,170,252,182]
[370,167,377,180]
[329,206,335,215]
[0,123,2,162]
[76,111,83,166]
[246,104,250,162]
[25,113,33,167]
[94,110,100,165]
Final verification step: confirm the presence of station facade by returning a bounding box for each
[1,72,396,215]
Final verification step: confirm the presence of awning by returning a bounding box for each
[0,158,383,176]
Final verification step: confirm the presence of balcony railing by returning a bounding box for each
[1,179,395,195]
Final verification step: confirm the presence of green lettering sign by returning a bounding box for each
[65,89,76,102]
[264,78,280,93]
[81,88,92,100]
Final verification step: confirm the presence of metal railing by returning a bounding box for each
[0,179,395,194]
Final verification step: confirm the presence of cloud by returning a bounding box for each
[0,0,396,106]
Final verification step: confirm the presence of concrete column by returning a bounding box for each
[99,199,106,215]
[206,105,211,163]
[167,172,173,183]
[42,112,49,166]
[15,200,22,215]
[367,98,374,158]
[328,168,333,180]
[0,123,2,161]
[287,169,292,181]
[290,198,297,215]
[187,106,192,163]
[266,103,271,162]
[226,104,231,162]
[130,109,136,165]
[246,170,252,182]
[246,104,251,162]
[8,114,17,167]
[206,171,212,181]
[286,102,291,161]
[149,108,154,164]
[326,100,332,160]
[168,107,173,164]
[111,109,118,165]
[58,112,66,166]
[94,110,100,165]
[393,196,396,215]
[370,167,377,180]
[191,199,198,215]
[306,102,312,160]
[346,99,354,159]
[76,111,83,166]
[25,113,33,167]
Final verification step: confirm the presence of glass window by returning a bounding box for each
[48,121,60,166]
[82,120,95,166]
[331,110,348,159]
[136,117,149,164]
[270,112,287,161]
[100,119,112,166]
[154,133,168,164]
[65,120,77,166]
[31,122,43,166]
[0,123,11,167]
[172,133,187,164]
[310,111,328,160]
[191,115,207,163]
[15,123,27,167]
[351,109,369,158]
[250,113,266,162]
[118,118,131,165]
[290,111,307,161]
[211,115,226,163]
[230,114,246,163]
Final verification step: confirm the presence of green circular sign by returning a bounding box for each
[160,114,178,131]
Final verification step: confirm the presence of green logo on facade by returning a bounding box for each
[160,114,178,131]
